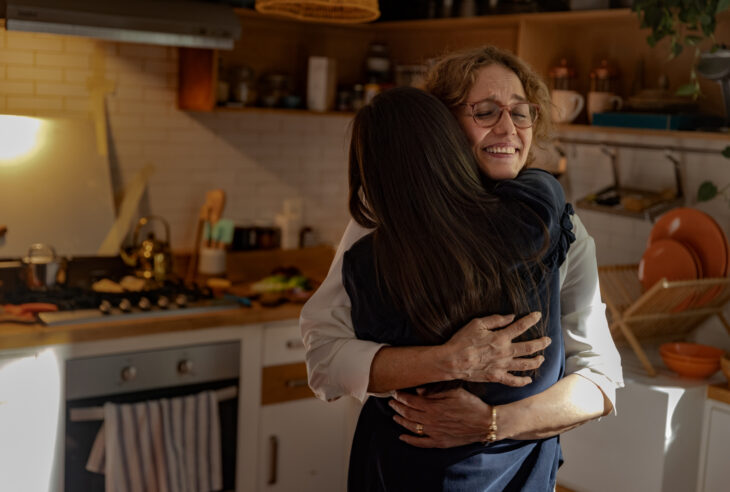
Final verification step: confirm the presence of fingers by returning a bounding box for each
[389,397,425,422]
[497,373,533,387]
[501,311,542,340]
[476,313,516,331]
[511,337,551,358]
[506,354,545,372]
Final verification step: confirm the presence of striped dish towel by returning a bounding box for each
[85,390,223,492]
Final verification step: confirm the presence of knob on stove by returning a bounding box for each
[118,298,132,312]
[138,297,151,311]
[99,299,112,315]
[175,294,188,308]
[121,365,137,382]
[157,295,170,309]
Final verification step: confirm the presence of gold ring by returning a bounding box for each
[416,423,424,435]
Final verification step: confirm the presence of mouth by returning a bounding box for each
[482,145,519,155]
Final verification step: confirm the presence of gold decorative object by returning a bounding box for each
[255,0,380,24]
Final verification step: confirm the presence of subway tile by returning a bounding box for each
[8,66,62,81]
[7,95,63,111]
[7,35,63,51]
[0,50,34,65]
[143,59,177,75]
[0,66,5,80]
[36,52,91,69]
[62,38,97,54]
[0,80,34,95]
[63,68,94,84]
[36,81,88,97]
[63,97,91,113]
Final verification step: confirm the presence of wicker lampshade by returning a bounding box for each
[255,0,380,24]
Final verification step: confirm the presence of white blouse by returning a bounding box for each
[300,214,624,411]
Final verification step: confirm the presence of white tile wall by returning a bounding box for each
[1,27,728,265]
[0,29,351,250]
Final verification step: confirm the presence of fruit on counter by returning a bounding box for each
[250,266,313,294]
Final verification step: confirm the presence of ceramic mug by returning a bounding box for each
[587,91,623,123]
[198,247,226,275]
[551,90,585,123]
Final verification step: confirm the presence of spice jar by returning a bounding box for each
[548,58,577,91]
[590,59,620,93]
[258,73,292,108]
[230,65,256,106]
[365,42,392,84]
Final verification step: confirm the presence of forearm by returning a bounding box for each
[498,374,611,441]
[368,345,455,393]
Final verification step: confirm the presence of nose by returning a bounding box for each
[491,108,517,135]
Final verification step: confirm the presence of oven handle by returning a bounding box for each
[268,435,279,485]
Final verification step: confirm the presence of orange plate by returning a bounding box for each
[649,208,728,307]
[638,238,697,311]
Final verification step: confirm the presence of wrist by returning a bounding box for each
[430,342,466,381]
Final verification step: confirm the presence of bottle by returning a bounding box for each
[365,43,392,84]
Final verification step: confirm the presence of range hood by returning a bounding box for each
[4,0,242,50]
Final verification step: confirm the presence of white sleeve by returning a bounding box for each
[300,219,387,403]
[559,213,624,413]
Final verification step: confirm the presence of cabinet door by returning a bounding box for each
[258,396,354,492]
[699,402,730,492]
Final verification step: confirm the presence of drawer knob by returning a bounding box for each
[120,365,137,382]
[177,359,194,375]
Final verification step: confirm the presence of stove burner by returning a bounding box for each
[1,280,231,325]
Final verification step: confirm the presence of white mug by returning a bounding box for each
[198,247,226,275]
[551,90,584,124]
[587,91,623,123]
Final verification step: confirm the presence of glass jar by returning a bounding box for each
[230,65,256,106]
[548,58,577,91]
[257,73,292,108]
[590,59,620,93]
[365,42,392,84]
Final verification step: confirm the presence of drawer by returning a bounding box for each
[263,321,306,366]
[261,361,314,405]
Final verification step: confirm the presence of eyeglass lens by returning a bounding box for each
[472,102,537,128]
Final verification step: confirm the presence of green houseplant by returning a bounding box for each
[632,0,730,97]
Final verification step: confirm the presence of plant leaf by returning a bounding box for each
[685,35,703,46]
[723,146,730,158]
[675,83,699,96]
[697,181,719,202]
[717,0,730,15]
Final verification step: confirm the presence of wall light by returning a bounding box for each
[0,115,46,164]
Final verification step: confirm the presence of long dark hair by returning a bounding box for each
[348,87,549,346]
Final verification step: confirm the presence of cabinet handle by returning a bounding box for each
[285,339,304,350]
[268,435,279,485]
[285,378,308,388]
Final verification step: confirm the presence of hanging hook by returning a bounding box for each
[663,149,684,198]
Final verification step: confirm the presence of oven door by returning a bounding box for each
[64,341,240,492]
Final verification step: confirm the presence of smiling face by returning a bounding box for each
[456,64,533,180]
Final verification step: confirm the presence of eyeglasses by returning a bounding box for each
[462,100,539,129]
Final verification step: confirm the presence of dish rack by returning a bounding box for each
[599,264,730,376]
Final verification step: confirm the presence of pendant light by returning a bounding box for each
[255,0,380,24]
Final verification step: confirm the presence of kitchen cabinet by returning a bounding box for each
[258,321,360,492]
[178,8,730,135]
[558,354,712,492]
[697,386,730,492]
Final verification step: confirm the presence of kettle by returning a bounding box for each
[120,216,172,282]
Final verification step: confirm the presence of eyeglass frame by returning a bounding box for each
[461,99,540,129]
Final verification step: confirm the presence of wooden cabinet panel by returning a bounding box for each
[698,400,730,492]
[261,361,314,405]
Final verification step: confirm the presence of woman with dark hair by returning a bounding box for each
[301,45,623,487]
[344,85,570,490]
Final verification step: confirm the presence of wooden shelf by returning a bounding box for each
[599,265,730,377]
[213,105,354,117]
[179,7,730,131]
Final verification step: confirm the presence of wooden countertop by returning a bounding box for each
[0,245,336,351]
[0,302,304,351]
[708,383,730,406]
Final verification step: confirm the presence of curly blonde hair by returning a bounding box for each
[424,45,553,163]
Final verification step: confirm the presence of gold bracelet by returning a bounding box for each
[484,406,498,444]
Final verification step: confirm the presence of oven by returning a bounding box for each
[64,341,240,491]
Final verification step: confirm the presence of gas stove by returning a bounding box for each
[1,282,238,326]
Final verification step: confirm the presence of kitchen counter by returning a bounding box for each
[0,302,304,351]
[708,383,730,405]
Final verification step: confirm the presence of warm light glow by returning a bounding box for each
[0,349,61,491]
[0,115,46,163]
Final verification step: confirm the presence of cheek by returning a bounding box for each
[457,117,483,147]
